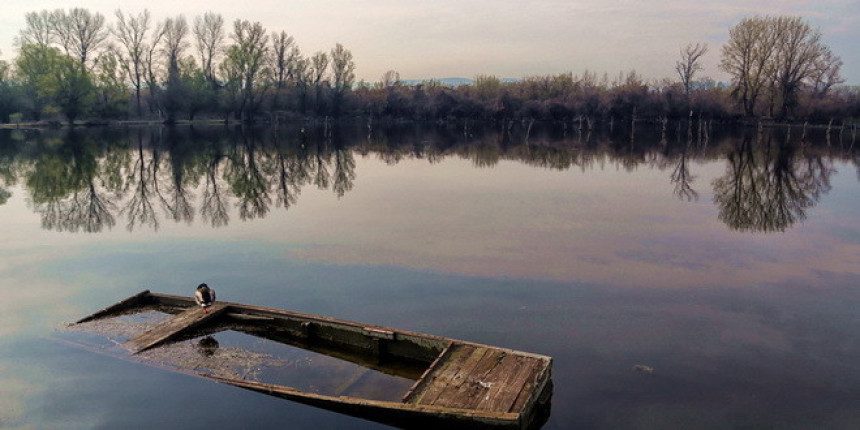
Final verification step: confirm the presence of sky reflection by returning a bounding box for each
[0,125,858,429]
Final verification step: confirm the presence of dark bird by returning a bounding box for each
[194,283,216,313]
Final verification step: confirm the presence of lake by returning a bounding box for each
[1,122,858,429]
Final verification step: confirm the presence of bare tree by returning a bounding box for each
[772,16,841,118]
[193,12,225,86]
[50,8,109,66]
[270,31,295,90]
[330,43,355,92]
[309,51,329,85]
[143,21,167,112]
[286,45,308,85]
[285,45,310,112]
[809,49,843,97]
[160,16,190,123]
[675,43,708,100]
[330,43,355,116]
[720,17,779,117]
[721,15,842,119]
[16,11,54,48]
[112,9,151,115]
[161,16,189,72]
[381,69,401,88]
[309,51,329,113]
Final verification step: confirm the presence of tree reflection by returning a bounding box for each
[670,135,699,202]
[201,139,230,227]
[3,123,851,233]
[26,130,117,232]
[0,133,20,205]
[712,131,834,232]
[159,129,197,224]
[225,131,272,220]
[122,130,160,231]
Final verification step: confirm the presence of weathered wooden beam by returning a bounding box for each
[125,303,228,353]
[75,290,152,324]
[204,374,521,429]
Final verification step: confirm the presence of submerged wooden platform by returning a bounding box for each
[73,291,553,429]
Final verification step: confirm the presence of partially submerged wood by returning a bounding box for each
[75,290,153,324]
[405,344,551,415]
[124,303,228,353]
[73,290,553,429]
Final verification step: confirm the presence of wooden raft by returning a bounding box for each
[125,303,228,353]
[404,344,547,414]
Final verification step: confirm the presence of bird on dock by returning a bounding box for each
[194,283,216,313]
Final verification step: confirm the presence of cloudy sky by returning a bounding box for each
[0,0,857,84]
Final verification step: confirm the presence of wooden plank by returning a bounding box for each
[205,374,520,428]
[508,359,552,414]
[407,344,480,405]
[419,345,488,406]
[478,355,543,412]
[431,348,506,409]
[125,303,227,353]
[75,290,152,324]
[401,342,453,403]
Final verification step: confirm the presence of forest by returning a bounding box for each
[0,9,856,126]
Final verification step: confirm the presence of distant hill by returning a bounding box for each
[401,77,520,87]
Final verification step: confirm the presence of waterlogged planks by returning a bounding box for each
[408,344,548,414]
[124,303,228,353]
[73,291,553,428]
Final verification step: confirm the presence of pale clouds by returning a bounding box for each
[0,0,857,83]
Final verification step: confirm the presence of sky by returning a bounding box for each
[0,0,857,84]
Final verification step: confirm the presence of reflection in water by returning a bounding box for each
[197,335,220,357]
[712,132,836,232]
[0,123,854,233]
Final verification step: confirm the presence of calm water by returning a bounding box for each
[0,123,858,429]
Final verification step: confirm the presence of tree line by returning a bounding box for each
[0,9,856,126]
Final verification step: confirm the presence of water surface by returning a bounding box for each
[0,123,858,429]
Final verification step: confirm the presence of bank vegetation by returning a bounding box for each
[0,9,856,127]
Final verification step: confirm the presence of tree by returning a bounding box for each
[721,15,842,119]
[112,9,151,115]
[381,70,400,88]
[771,16,842,118]
[193,12,225,86]
[161,16,189,73]
[269,31,295,109]
[179,56,215,120]
[675,42,708,101]
[143,20,167,113]
[49,54,95,124]
[16,45,94,123]
[329,43,355,116]
[15,44,59,119]
[223,19,270,121]
[16,11,53,48]
[160,16,190,123]
[720,16,779,117]
[92,51,129,119]
[309,51,329,114]
[0,52,22,123]
[285,46,310,113]
[270,31,294,90]
[50,8,108,66]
